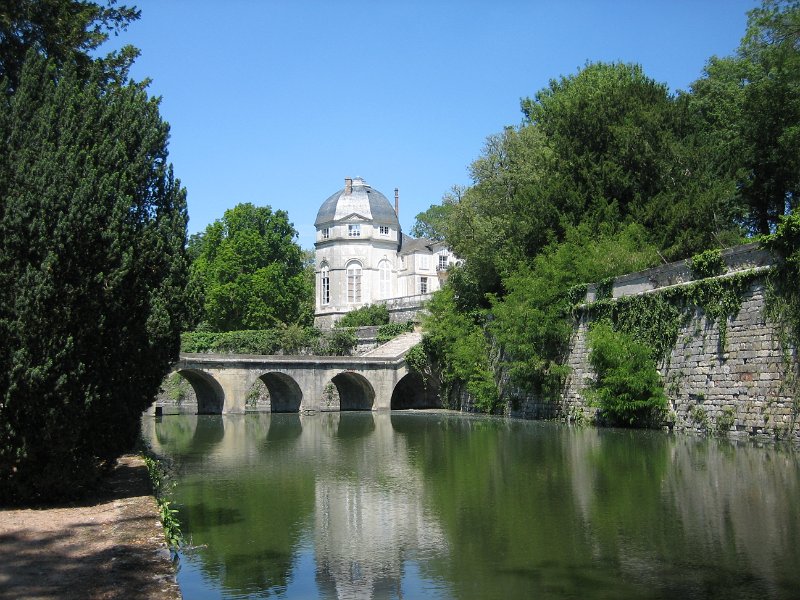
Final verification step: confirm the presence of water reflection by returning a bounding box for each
[144,413,800,599]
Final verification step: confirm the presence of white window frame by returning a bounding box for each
[346,261,362,303]
[419,254,429,270]
[379,260,391,299]
[438,254,448,270]
[321,264,330,305]
[379,225,390,236]
[348,224,361,238]
[322,228,330,240]
[419,276,428,295]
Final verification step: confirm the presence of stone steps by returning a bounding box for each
[362,332,422,358]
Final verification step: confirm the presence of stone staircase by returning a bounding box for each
[361,332,422,359]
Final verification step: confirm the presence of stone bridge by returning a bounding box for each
[161,333,436,414]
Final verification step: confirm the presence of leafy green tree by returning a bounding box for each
[689,0,800,234]
[189,203,313,331]
[422,286,499,412]
[490,223,659,397]
[0,0,140,89]
[444,124,558,302]
[522,62,676,228]
[0,53,189,502]
[410,185,461,241]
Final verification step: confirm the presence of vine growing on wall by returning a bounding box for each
[689,248,725,279]
[761,213,800,430]
[585,270,759,361]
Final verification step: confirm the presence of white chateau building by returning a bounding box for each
[314,177,456,327]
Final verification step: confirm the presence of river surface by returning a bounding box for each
[141,412,800,599]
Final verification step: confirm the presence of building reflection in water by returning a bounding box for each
[312,413,448,599]
[147,412,448,598]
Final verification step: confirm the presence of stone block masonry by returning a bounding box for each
[509,245,799,443]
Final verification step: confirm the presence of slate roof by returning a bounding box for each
[399,233,437,256]
[314,177,400,227]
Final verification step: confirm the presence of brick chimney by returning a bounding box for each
[394,188,399,216]
[344,177,353,195]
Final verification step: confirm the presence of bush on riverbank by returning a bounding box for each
[586,321,668,427]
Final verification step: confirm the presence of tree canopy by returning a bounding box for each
[688,0,800,235]
[0,52,189,501]
[188,203,313,331]
[419,0,800,417]
[0,0,140,88]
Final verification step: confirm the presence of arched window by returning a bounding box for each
[320,263,330,305]
[346,261,362,303]
[379,260,391,299]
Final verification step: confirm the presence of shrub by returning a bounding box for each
[319,328,357,356]
[376,321,414,343]
[181,327,321,355]
[586,321,667,427]
[336,304,390,328]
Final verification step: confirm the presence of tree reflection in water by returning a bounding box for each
[144,413,800,599]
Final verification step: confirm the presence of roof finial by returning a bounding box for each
[344,177,353,195]
[394,188,399,216]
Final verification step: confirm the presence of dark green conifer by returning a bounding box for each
[0,53,189,502]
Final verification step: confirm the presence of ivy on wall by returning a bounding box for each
[585,269,760,362]
[761,213,800,429]
[689,248,725,279]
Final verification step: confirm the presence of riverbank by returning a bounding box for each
[0,455,181,600]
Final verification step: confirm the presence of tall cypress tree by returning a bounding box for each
[0,53,189,502]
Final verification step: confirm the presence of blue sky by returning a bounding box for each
[111,0,759,249]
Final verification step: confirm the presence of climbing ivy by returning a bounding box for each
[762,213,800,350]
[689,248,725,279]
[405,343,428,375]
[761,213,800,431]
[586,270,759,360]
[589,293,685,363]
[377,321,414,343]
[595,277,615,301]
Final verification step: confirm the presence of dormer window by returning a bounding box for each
[379,225,390,235]
[322,228,330,239]
[348,224,361,238]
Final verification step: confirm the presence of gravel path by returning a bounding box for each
[0,455,181,600]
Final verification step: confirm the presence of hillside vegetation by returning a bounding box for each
[415,0,800,422]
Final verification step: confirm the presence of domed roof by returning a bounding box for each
[315,177,400,228]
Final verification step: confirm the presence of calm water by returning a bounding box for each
[141,412,800,600]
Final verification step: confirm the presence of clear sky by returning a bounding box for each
[109,0,760,249]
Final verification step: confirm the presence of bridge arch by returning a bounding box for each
[332,371,375,411]
[391,372,439,409]
[260,372,303,413]
[176,368,224,414]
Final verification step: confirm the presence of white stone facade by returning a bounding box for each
[314,177,456,327]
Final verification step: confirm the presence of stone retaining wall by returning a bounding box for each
[314,294,431,329]
[505,248,799,442]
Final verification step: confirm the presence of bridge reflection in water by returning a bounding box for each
[142,412,800,600]
[144,412,450,598]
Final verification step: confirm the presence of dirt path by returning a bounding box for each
[0,455,182,600]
